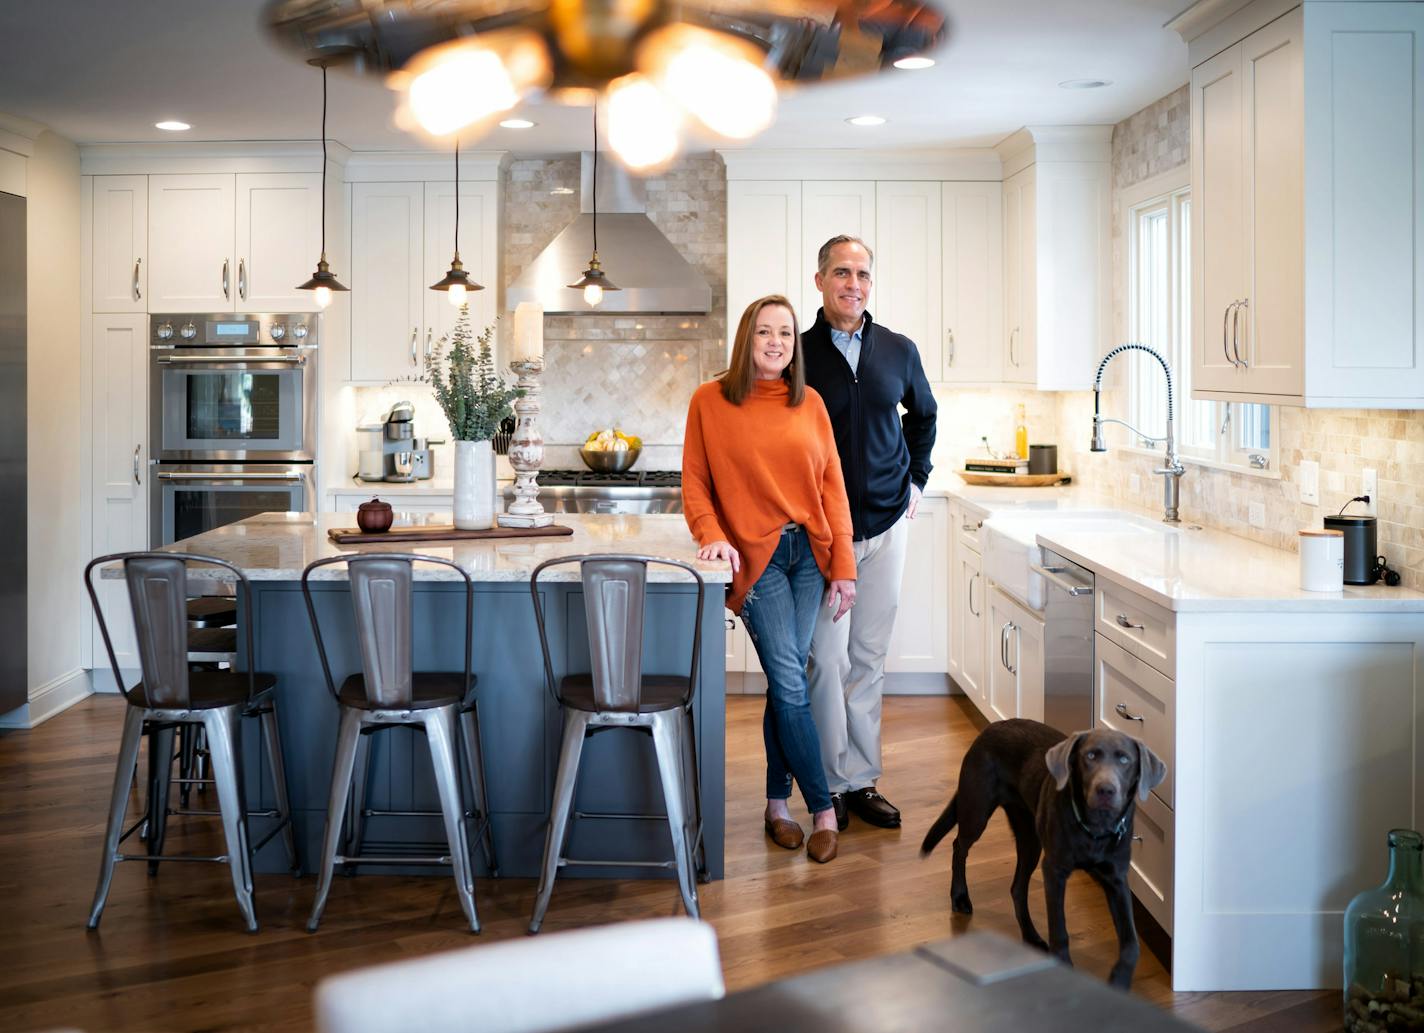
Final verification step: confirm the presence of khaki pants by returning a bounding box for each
[807,513,910,793]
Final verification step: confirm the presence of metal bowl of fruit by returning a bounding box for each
[580,428,642,472]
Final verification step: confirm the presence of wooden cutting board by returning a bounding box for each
[959,471,1072,487]
[327,523,574,544]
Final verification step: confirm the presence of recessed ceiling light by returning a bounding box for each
[1058,79,1112,90]
[499,118,537,129]
[550,187,575,195]
[893,56,935,70]
[154,120,191,131]
[846,115,887,127]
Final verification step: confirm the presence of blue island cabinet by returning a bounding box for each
[238,576,726,881]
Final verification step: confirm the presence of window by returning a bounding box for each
[1125,179,1275,474]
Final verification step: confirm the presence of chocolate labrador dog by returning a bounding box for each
[921,720,1167,989]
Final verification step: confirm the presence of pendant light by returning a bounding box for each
[429,136,484,307]
[567,105,620,307]
[295,59,348,308]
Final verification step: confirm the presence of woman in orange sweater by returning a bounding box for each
[683,295,856,863]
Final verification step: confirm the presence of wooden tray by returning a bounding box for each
[328,523,574,544]
[959,470,1072,487]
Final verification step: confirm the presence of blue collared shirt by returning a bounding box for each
[829,317,865,376]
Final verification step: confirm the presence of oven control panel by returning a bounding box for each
[150,314,319,348]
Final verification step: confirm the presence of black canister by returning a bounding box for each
[1324,513,1378,585]
[1028,444,1058,475]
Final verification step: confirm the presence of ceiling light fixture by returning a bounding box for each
[1059,79,1112,89]
[294,59,348,309]
[155,120,191,131]
[567,106,620,308]
[499,118,537,129]
[264,0,948,169]
[847,115,888,126]
[893,56,935,70]
[429,137,484,309]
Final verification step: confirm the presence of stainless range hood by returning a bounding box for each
[507,154,712,315]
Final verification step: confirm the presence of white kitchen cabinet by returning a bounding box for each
[89,314,148,674]
[724,608,747,673]
[234,172,323,312]
[800,181,875,325]
[148,174,235,312]
[1185,1,1424,407]
[875,182,942,374]
[350,182,425,381]
[1094,631,1174,808]
[886,496,949,674]
[986,585,1045,723]
[952,534,987,716]
[940,182,1003,384]
[726,180,802,354]
[92,175,147,313]
[1002,166,1035,386]
[422,181,500,355]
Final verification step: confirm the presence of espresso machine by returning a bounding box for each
[356,402,436,482]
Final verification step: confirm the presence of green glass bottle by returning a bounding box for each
[1344,828,1424,1032]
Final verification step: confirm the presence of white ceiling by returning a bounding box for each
[0,0,1189,154]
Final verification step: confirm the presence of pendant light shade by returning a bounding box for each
[297,60,347,305]
[568,106,621,307]
[430,137,484,307]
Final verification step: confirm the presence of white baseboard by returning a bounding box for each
[0,668,93,729]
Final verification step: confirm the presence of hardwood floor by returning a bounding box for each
[0,693,1337,1033]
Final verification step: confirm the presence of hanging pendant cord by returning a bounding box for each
[454,136,460,255]
[320,64,328,256]
[592,105,598,255]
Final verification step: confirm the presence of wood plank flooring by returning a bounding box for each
[0,693,1338,1033]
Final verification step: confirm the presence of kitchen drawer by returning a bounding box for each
[957,506,985,553]
[1095,632,1174,808]
[1096,580,1174,676]
[1128,784,1173,935]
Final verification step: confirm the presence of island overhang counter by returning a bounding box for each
[112,511,733,880]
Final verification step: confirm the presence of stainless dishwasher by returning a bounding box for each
[1030,548,1095,735]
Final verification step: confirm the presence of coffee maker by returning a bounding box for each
[356,402,434,482]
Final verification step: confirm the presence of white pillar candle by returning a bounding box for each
[513,301,543,362]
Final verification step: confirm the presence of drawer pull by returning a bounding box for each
[961,521,982,532]
[1114,702,1144,723]
[1115,614,1144,630]
[1132,835,1144,844]
[725,617,735,631]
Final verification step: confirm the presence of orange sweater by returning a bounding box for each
[682,378,855,613]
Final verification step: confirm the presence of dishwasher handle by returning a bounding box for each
[1030,562,1093,597]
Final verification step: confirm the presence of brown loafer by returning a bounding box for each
[807,828,838,863]
[764,816,805,850]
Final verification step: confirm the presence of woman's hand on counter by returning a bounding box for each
[827,579,856,622]
[698,540,741,573]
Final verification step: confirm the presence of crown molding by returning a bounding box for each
[343,149,508,182]
[0,111,46,158]
[79,139,354,175]
[995,125,1113,177]
[717,147,1003,182]
[1166,0,1260,41]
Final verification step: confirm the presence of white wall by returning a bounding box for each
[23,129,89,723]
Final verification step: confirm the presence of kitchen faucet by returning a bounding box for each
[1091,343,1186,524]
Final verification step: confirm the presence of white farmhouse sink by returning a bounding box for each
[983,510,1178,611]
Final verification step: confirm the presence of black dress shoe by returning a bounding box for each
[830,792,849,832]
[847,787,901,828]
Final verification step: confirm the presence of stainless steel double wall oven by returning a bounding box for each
[149,313,318,545]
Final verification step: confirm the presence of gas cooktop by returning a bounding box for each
[536,469,681,488]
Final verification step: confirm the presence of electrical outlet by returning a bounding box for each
[1129,473,1142,495]
[1299,460,1320,505]
[1363,468,1378,516]
[1249,501,1266,528]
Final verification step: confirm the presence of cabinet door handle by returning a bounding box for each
[1115,614,1144,630]
[1009,327,1019,367]
[238,258,247,301]
[1232,297,1249,368]
[725,617,736,631]
[1222,302,1235,367]
[133,258,142,301]
[222,259,230,300]
[1131,835,1144,844]
[409,326,418,366]
[961,520,982,532]
[945,328,955,367]
[425,328,433,360]
[968,572,980,617]
[1114,702,1145,723]
[1012,624,1020,676]
[133,445,141,485]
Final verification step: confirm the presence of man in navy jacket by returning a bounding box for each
[802,234,937,830]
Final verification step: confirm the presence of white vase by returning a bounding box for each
[453,439,496,530]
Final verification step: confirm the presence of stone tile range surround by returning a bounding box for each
[1074,86,1424,590]
[502,156,727,456]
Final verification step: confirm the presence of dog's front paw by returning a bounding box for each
[950,891,973,915]
[1107,963,1135,990]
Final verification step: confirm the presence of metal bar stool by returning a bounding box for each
[301,553,496,934]
[84,552,297,933]
[527,554,707,933]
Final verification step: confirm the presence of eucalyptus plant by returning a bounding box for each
[417,307,521,442]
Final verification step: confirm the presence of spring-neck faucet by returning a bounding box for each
[1091,343,1185,524]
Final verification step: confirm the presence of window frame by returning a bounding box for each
[1120,167,1280,480]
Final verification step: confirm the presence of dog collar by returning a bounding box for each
[1070,794,1129,844]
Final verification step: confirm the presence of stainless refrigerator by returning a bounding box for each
[0,191,25,715]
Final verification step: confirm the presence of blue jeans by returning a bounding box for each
[740,526,833,815]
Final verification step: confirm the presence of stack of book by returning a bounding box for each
[964,457,1029,475]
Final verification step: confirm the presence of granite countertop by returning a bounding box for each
[111,512,729,584]
[925,473,1424,612]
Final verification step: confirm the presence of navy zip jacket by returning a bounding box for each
[802,309,937,542]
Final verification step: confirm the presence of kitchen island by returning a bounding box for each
[133,511,731,880]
